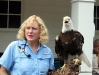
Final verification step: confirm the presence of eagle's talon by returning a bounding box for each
[60,64,67,71]
[73,58,80,64]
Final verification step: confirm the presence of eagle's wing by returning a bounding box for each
[55,35,61,54]
[79,52,91,68]
[55,34,64,65]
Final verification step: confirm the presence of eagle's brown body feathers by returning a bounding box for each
[55,30,84,65]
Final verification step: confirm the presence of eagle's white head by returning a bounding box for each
[62,16,74,33]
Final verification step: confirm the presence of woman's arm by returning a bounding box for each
[0,66,10,75]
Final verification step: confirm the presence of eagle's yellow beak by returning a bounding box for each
[63,18,68,23]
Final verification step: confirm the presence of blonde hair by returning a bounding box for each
[17,15,49,44]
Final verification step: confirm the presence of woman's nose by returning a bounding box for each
[29,28,33,33]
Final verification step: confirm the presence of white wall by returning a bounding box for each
[0,29,18,52]
[94,31,99,40]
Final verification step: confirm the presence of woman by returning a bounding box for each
[0,15,54,75]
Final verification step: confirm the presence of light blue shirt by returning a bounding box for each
[0,40,54,75]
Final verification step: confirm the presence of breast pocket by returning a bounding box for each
[14,53,34,71]
[38,55,51,71]
[38,55,51,64]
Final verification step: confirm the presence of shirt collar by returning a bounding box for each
[19,39,28,46]
[19,39,47,47]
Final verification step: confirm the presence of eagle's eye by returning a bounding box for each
[68,18,70,21]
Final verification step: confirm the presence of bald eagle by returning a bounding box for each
[55,16,91,71]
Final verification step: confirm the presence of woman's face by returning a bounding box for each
[25,20,40,42]
[94,41,99,54]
